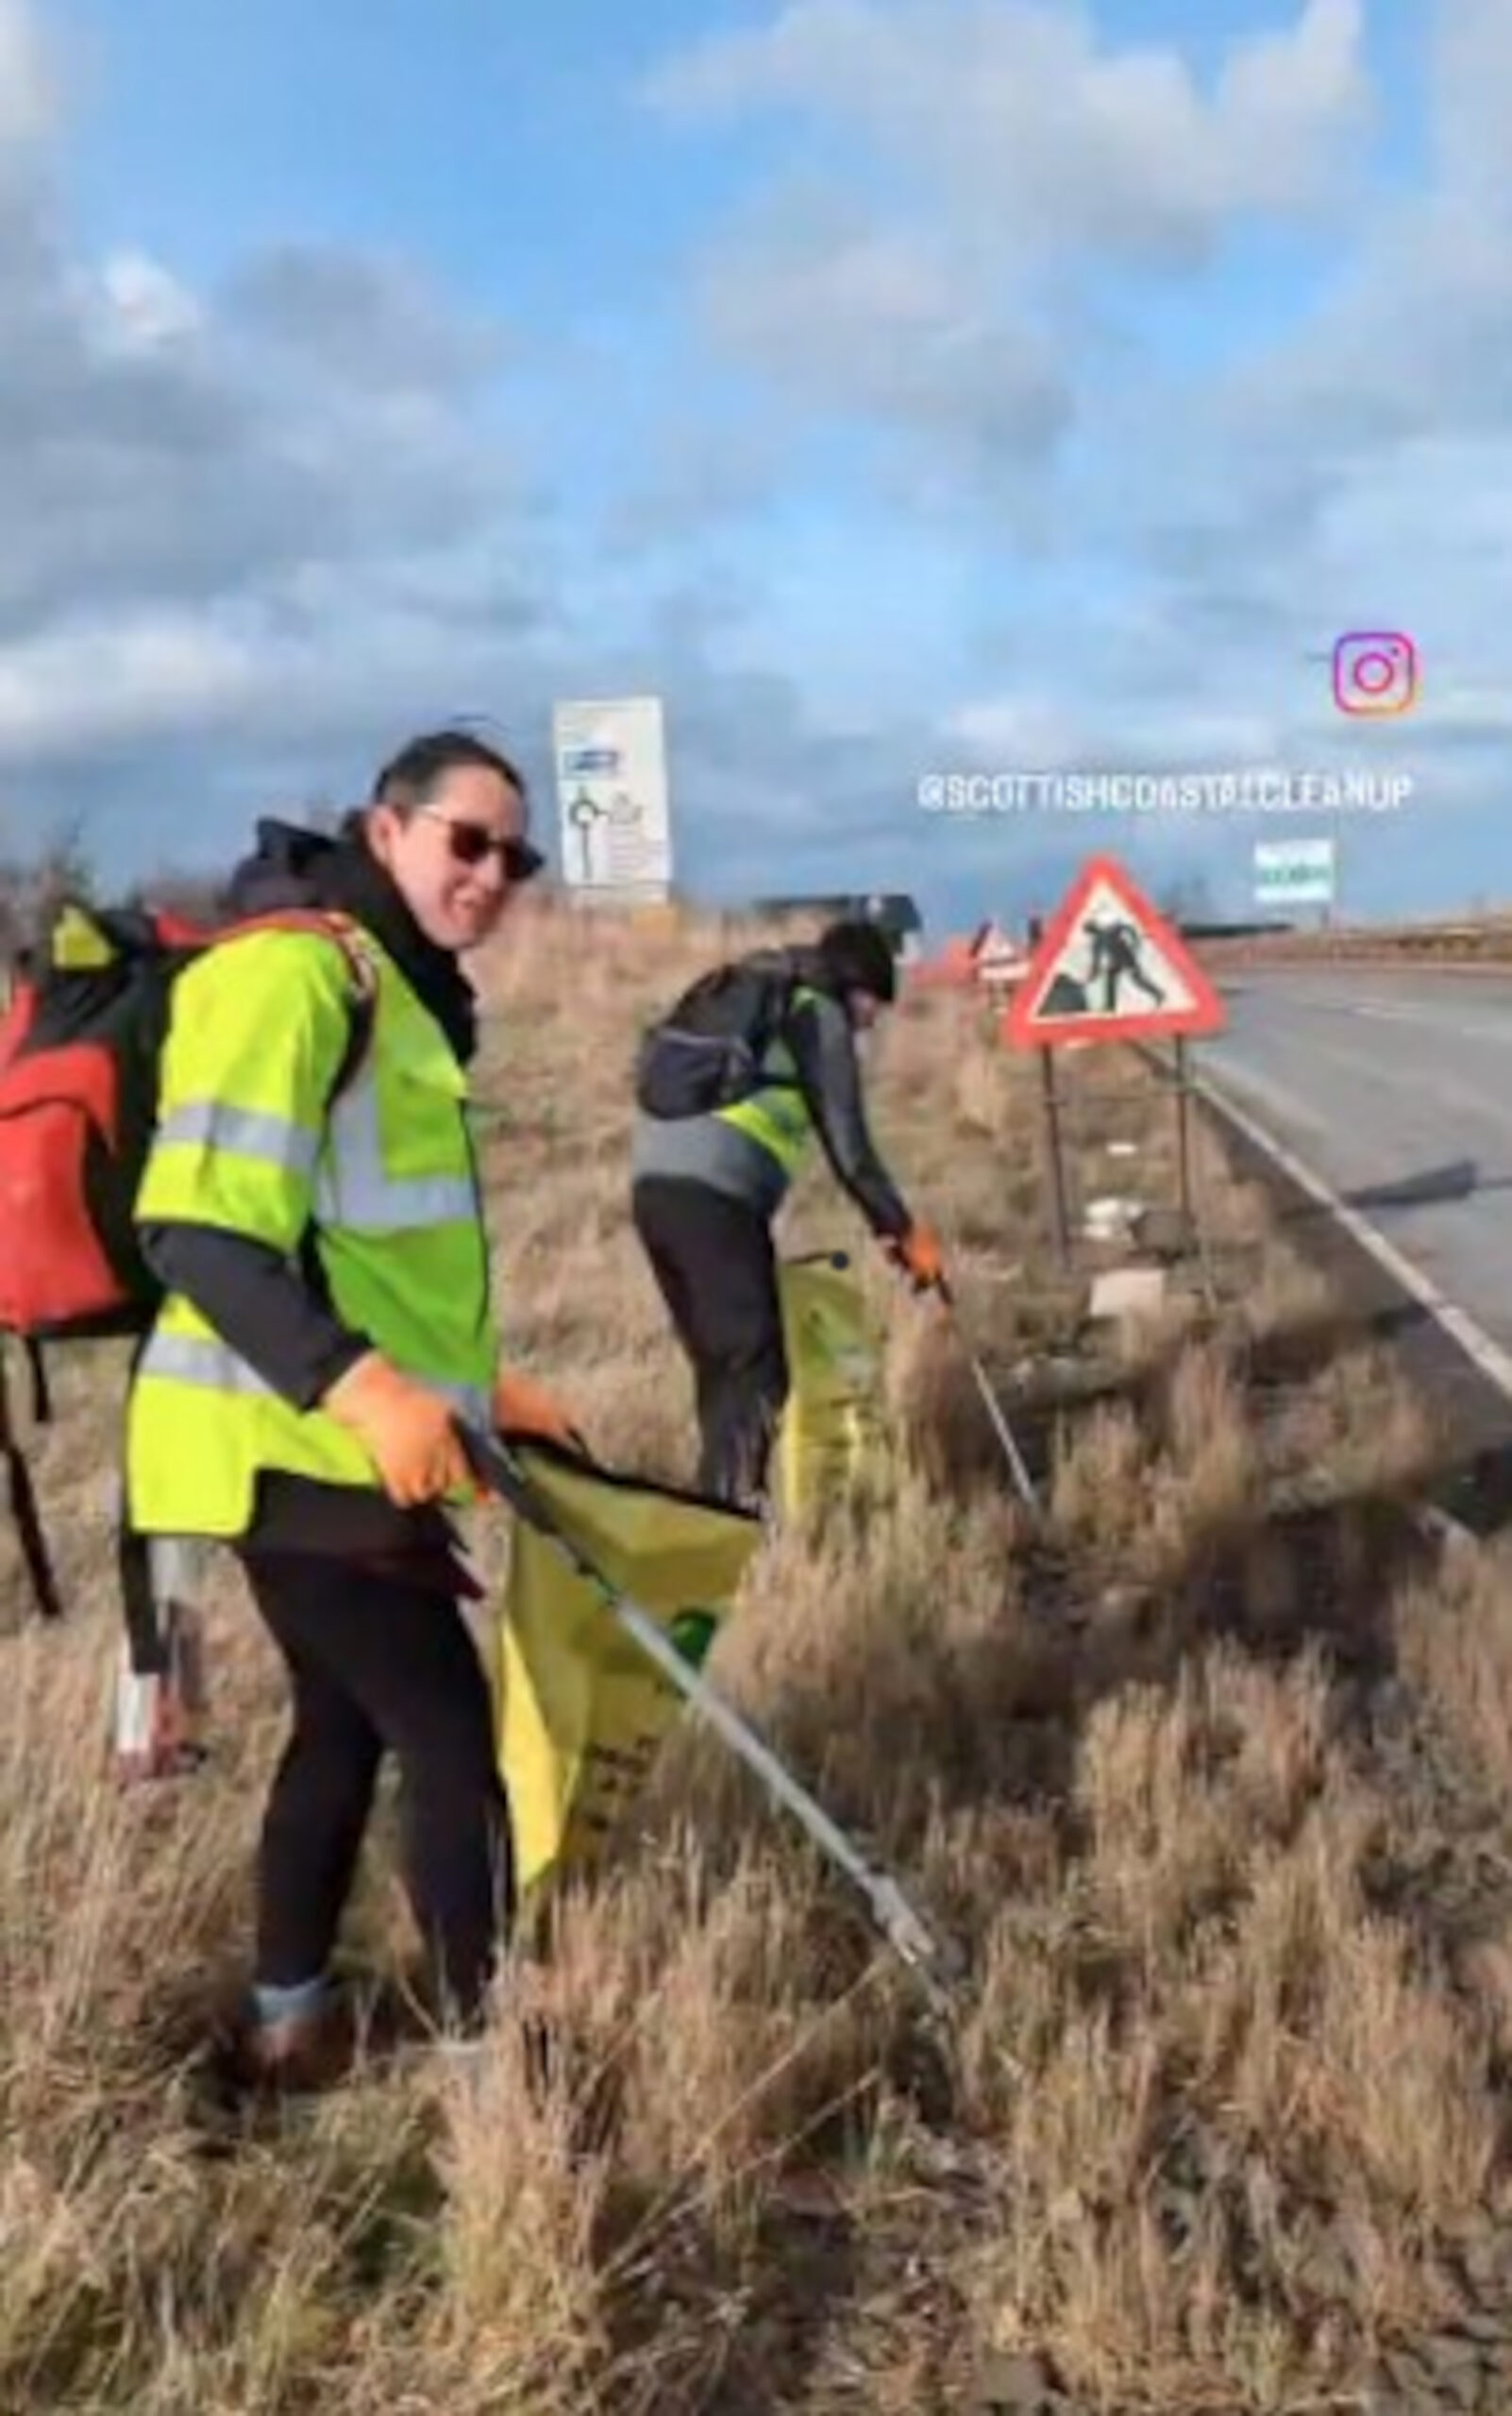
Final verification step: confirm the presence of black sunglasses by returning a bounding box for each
[419,807,544,881]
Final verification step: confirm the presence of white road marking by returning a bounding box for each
[1196,1054,1332,1138]
[1198,1070,1512,1405]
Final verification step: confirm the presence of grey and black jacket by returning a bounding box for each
[630,970,911,1238]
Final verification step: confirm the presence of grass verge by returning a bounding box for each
[1,905,1511,2412]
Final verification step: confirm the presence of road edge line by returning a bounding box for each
[1192,1065,1510,1560]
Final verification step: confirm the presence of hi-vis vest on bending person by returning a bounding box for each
[709,985,821,1183]
[126,920,497,1539]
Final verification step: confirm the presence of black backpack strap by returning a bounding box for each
[25,1336,50,1424]
[748,958,805,1092]
[116,1330,167,1674]
[0,1341,62,1622]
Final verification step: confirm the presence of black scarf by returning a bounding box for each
[219,814,479,1065]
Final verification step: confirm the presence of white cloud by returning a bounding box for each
[1104,3,1512,797]
[0,0,567,863]
[0,193,526,641]
[643,0,1373,505]
[639,0,1511,912]
[0,1,910,901]
[1428,0,1512,212]
[0,613,258,755]
[221,243,510,394]
[0,0,53,153]
[0,0,1499,923]
[945,696,1100,763]
[97,251,203,349]
[647,0,1371,264]
[694,192,1071,474]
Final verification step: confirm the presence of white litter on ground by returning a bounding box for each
[1088,1267,1168,1323]
[1083,1194,1144,1239]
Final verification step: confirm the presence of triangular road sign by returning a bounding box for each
[973,918,1030,993]
[970,917,1018,961]
[1001,854,1226,1048]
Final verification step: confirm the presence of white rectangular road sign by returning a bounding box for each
[1254,833,1335,907]
[1256,876,1335,904]
[1253,837,1335,872]
[553,695,672,900]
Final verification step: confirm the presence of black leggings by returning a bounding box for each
[238,1547,512,2026]
[631,1175,789,1506]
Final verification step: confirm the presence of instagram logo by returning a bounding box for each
[1333,630,1417,714]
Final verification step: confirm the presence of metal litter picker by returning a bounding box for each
[459,1422,966,2015]
[929,1273,1041,1519]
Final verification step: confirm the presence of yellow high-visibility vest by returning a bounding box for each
[125,921,497,1537]
[710,980,820,1178]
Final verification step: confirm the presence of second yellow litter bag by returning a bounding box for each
[490,1439,764,1905]
[773,1248,890,1518]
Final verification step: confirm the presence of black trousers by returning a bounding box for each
[631,1175,788,1507]
[237,1546,512,2026]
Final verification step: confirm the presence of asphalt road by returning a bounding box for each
[1201,966,1512,1364]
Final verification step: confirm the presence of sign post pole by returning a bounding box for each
[1039,1046,1072,1267]
[1173,1036,1192,1227]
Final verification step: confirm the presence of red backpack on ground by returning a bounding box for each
[0,894,378,1650]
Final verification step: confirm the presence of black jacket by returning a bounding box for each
[781,981,911,1238]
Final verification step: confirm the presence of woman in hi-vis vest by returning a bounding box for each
[126,728,581,2090]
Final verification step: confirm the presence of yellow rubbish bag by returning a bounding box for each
[774,1249,889,1518]
[491,1440,764,1904]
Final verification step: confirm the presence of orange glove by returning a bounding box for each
[493,1367,586,1453]
[322,1351,471,1506]
[886,1221,948,1293]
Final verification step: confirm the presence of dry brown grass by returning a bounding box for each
[2,893,1511,2410]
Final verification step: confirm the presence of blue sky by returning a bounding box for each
[2,0,1505,932]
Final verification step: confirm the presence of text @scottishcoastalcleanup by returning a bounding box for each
[917,769,1414,816]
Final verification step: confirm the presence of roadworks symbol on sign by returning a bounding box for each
[1001,853,1227,1048]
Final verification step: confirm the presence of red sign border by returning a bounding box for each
[1001,854,1227,1049]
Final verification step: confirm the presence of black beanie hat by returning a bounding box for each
[816,916,897,1003]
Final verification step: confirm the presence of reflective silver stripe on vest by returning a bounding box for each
[152,1099,322,1181]
[137,1331,492,1429]
[312,1069,478,1229]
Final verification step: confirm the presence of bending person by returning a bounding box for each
[630,917,945,1509]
